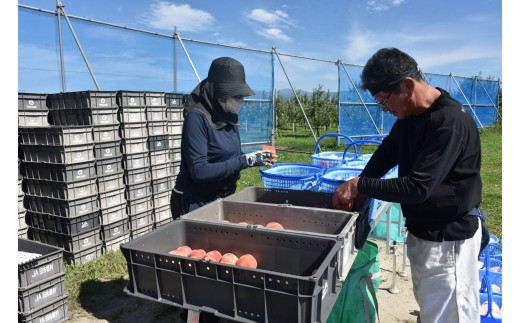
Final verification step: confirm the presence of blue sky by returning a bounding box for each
[15,0,504,95]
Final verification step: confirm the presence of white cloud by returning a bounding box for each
[416,46,501,70]
[142,2,215,32]
[367,0,406,12]
[248,9,291,27]
[258,28,291,41]
[343,31,379,63]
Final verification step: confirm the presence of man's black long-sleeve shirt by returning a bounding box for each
[358,88,481,242]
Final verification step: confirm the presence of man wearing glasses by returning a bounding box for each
[333,48,483,322]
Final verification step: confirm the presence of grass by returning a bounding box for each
[64,124,502,315]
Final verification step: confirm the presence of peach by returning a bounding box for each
[220,253,238,265]
[266,222,284,229]
[236,254,257,269]
[238,222,248,225]
[175,246,192,257]
[188,249,206,259]
[261,145,276,154]
[168,250,180,255]
[204,250,222,262]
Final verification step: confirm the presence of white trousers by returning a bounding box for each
[406,221,481,323]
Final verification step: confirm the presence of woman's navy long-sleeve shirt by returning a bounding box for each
[176,109,249,202]
[358,88,481,242]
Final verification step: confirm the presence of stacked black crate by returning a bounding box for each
[145,92,173,228]
[18,158,28,239]
[165,93,184,217]
[18,239,69,322]
[19,118,103,266]
[117,91,154,239]
[80,91,129,253]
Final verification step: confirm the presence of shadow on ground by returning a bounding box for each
[72,278,183,323]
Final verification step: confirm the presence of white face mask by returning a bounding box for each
[220,97,244,114]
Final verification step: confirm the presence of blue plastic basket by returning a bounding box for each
[479,275,503,322]
[259,163,325,191]
[318,167,363,193]
[480,242,502,261]
[311,134,357,168]
[489,235,499,244]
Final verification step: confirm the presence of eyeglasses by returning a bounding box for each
[374,92,392,107]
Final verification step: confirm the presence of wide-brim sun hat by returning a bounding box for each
[206,57,256,99]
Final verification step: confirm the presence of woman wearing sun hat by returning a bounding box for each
[170,57,277,218]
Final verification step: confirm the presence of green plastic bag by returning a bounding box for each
[326,240,381,323]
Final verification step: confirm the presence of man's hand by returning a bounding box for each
[333,177,363,211]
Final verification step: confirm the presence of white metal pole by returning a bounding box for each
[175,32,201,83]
[56,1,66,92]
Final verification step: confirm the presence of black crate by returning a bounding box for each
[165,93,183,108]
[152,191,171,209]
[121,137,148,155]
[122,152,150,170]
[21,143,95,164]
[18,272,67,314]
[169,148,181,163]
[62,243,103,265]
[97,172,125,193]
[92,124,120,143]
[30,227,102,254]
[168,121,183,135]
[24,178,98,200]
[129,209,154,230]
[94,140,122,160]
[119,122,148,139]
[153,205,172,223]
[26,211,100,235]
[121,219,342,322]
[76,91,118,109]
[149,149,171,166]
[98,187,126,209]
[91,108,120,126]
[154,216,173,229]
[21,161,97,183]
[117,90,146,107]
[147,120,169,136]
[100,218,129,242]
[123,167,151,186]
[151,162,172,180]
[18,93,49,111]
[48,109,91,126]
[18,126,93,146]
[18,110,51,127]
[147,135,169,152]
[18,294,69,323]
[24,194,99,218]
[125,182,152,201]
[146,107,168,122]
[151,176,173,195]
[102,233,130,254]
[18,238,65,289]
[167,107,184,121]
[168,134,182,149]
[145,91,166,107]
[126,196,153,216]
[99,202,126,225]
[95,157,123,178]
[119,106,147,124]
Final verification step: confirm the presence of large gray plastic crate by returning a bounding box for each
[224,186,336,208]
[24,178,98,200]
[92,124,120,143]
[18,238,65,289]
[152,191,171,209]
[95,157,123,178]
[102,233,130,254]
[123,167,151,186]
[182,198,358,281]
[100,218,129,242]
[98,187,126,209]
[18,293,69,323]
[164,93,183,108]
[48,91,118,109]
[122,152,150,170]
[18,273,67,314]
[119,122,148,139]
[93,140,122,160]
[169,148,181,163]
[24,194,99,218]
[21,144,95,164]
[21,161,97,183]
[63,243,102,265]
[148,135,169,152]
[149,149,171,166]
[167,107,184,121]
[144,91,166,107]
[126,196,153,216]
[119,107,147,124]
[146,107,168,122]
[153,204,172,223]
[117,90,146,107]
[121,219,342,323]
[18,110,50,127]
[121,137,148,154]
[30,227,102,254]
[168,121,183,135]
[25,211,100,236]
[129,209,154,230]
[168,134,182,149]
[99,202,126,225]
[18,126,93,146]
[18,92,48,111]
[151,176,173,195]
[147,120,169,136]
[97,172,125,193]
[125,182,152,201]
[150,162,172,180]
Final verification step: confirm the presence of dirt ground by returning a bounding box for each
[66,238,418,323]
